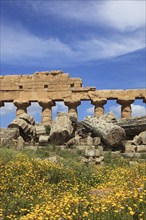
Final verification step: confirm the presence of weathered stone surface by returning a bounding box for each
[0,128,20,140]
[35,126,46,136]
[95,156,104,164]
[136,145,146,152]
[125,141,136,152]
[85,146,95,157]
[115,116,146,138]
[133,135,143,146]
[133,131,146,145]
[83,117,126,148]
[17,136,24,149]
[86,133,93,146]
[0,128,20,146]
[49,112,73,145]
[93,137,101,146]
[8,118,34,141]
[99,112,117,123]
[39,135,49,145]
[18,113,35,125]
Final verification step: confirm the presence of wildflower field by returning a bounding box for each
[0,147,146,220]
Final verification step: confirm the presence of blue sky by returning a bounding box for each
[0,0,146,127]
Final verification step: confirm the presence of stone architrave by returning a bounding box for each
[117,99,134,118]
[64,100,81,118]
[13,100,30,116]
[91,98,107,117]
[39,100,55,126]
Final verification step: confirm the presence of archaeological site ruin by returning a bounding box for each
[0,70,146,162]
[0,70,146,125]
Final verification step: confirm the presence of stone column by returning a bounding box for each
[0,101,4,107]
[13,100,30,116]
[91,99,107,117]
[65,100,81,118]
[39,100,55,126]
[117,99,134,118]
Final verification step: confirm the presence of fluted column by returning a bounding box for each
[65,100,81,118]
[0,101,4,107]
[39,100,55,126]
[117,99,134,118]
[13,100,30,116]
[91,99,107,117]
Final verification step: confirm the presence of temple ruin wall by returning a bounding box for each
[0,71,146,125]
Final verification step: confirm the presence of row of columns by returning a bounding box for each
[0,99,145,126]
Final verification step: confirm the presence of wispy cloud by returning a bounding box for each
[27,0,145,31]
[1,23,144,67]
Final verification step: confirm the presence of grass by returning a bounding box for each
[0,146,146,220]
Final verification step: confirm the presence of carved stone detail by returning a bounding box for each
[91,99,107,117]
[13,101,30,116]
[65,100,81,118]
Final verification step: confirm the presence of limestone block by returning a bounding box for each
[76,145,86,151]
[86,134,93,146]
[133,131,146,145]
[85,146,95,157]
[18,113,35,125]
[136,145,146,152]
[93,137,101,146]
[49,112,73,145]
[0,128,20,140]
[39,135,49,146]
[94,149,100,157]
[95,156,104,164]
[133,135,143,146]
[17,136,24,149]
[125,141,136,152]
[35,126,46,136]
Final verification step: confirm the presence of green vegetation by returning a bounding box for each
[0,146,146,220]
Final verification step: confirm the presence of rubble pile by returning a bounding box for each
[0,112,146,164]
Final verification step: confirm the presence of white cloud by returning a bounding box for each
[110,104,146,118]
[132,104,146,117]
[86,106,94,115]
[1,23,145,67]
[0,103,16,116]
[1,24,73,66]
[27,0,145,31]
[99,1,145,31]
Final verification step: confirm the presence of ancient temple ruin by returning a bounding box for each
[0,70,145,125]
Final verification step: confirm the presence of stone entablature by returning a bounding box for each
[0,70,146,125]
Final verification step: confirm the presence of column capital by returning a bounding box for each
[13,100,30,108]
[13,100,30,116]
[64,99,81,107]
[91,98,107,105]
[38,100,55,108]
[91,98,107,117]
[117,99,134,105]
